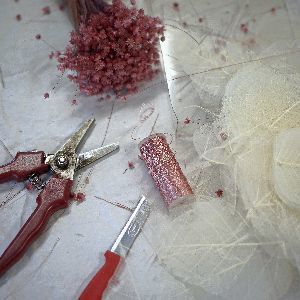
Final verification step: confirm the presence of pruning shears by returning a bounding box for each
[0,118,119,277]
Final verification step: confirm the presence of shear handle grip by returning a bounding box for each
[79,250,121,300]
[0,176,73,277]
[0,151,48,183]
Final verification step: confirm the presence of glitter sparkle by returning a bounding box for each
[140,134,194,208]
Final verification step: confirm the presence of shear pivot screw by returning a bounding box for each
[55,154,69,170]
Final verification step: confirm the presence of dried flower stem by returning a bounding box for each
[67,0,107,28]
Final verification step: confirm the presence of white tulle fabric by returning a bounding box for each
[156,63,300,299]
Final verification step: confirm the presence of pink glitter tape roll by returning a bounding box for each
[139,134,194,208]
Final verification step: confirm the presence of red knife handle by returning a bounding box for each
[0,151,49,183]
[79,251,121,300]
[0,176,73,277]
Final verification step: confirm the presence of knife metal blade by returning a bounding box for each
[76,143,119,171]
[111,195,150,257]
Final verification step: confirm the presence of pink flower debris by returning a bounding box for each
[74,192,86,202]
[42,6,51,15]
[240,23,248,34]
[70,192,86,202]
[215,189,223,198]
[57,0,164,96]
[173,2,179,11]
[72,99,78,105]
[128,161,135,169]
[220,132,228,141]
[59,4,65,11]
[184,117,191,125]
[120,96,127,102]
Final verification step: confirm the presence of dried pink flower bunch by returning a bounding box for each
[57,0,165,96]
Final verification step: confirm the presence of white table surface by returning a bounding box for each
[1,0,300,299]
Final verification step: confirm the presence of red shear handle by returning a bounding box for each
[0,176,73,277]
[0,151,48,183]
[79,251,121,300]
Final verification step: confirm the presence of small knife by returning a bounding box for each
[79,195,150,300]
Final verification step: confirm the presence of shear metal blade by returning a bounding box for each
[75,143,119,171]
[111,195,150,257]
[58,118,95,154]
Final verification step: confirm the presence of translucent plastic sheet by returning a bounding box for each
[1,0,300,299]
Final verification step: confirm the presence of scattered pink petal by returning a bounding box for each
[215,189,223,198]
[119,96,127,102]
[49,51,54,59]
[128,161,135,169]
[240,23,248,33]
[75,192,86,202]
[173,2,179,11]
[220,132,228,140]
[59,4,65,11]
[42,6,51,15]
[72,192,86,202]
[184,117,191,125]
